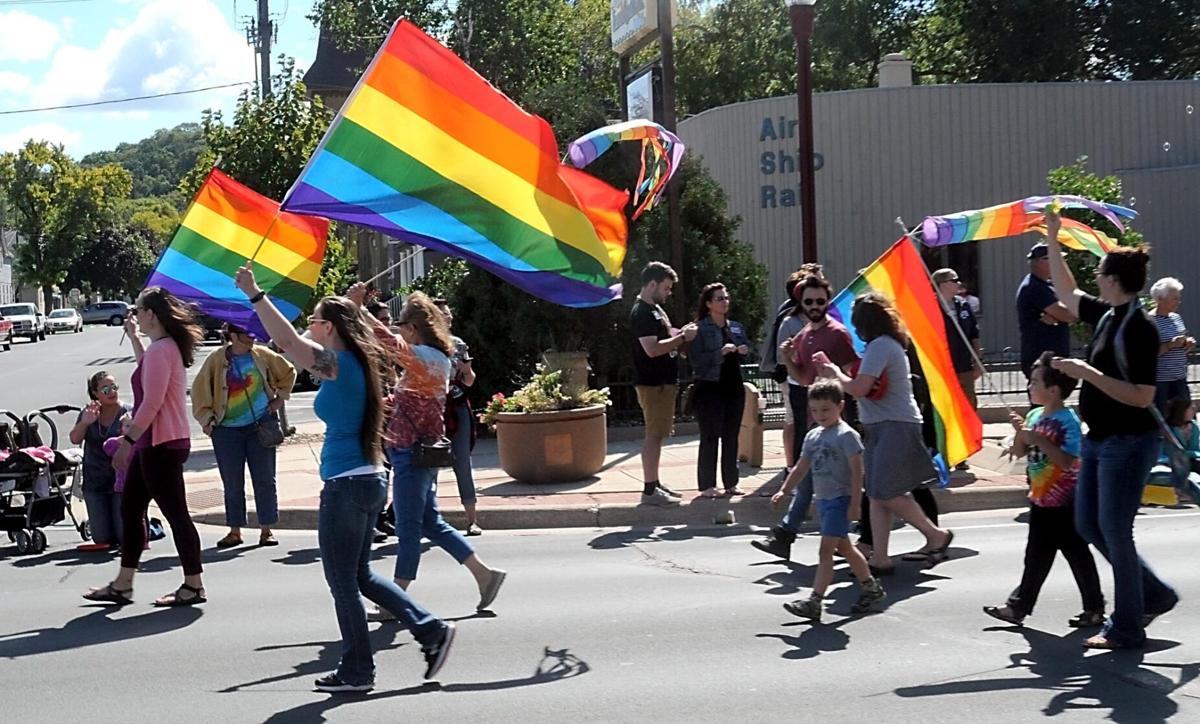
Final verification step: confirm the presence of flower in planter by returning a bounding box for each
[479,366,610,430]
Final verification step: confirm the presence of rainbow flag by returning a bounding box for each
[147,169,329,340]
[280,20,629,307]
[828,238,983,467]
[921,195,1135,258]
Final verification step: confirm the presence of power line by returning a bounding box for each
[0,81,255,115]
[0,0,103,6]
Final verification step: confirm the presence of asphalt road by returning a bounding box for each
[0,324,318,438]
[2,509,1199,722]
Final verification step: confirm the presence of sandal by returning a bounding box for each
[152,583,207,607]
[900,551,930,562]
[216,533,243,549]
[258,532,279,547]
[983,605,1025,626]
[83,582,134,606]
[925,530,955,564]
[725,487,746,496]
[700,488,722,498]
[1083,635,1133,650]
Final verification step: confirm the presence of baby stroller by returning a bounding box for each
[0,405,86,555]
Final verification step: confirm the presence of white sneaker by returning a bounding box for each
[366,604,397,622]
[640,488,681,507]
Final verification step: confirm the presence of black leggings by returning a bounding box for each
[121,445,203,576]
[1008,504,1104,615]
[856,486,939,547]
[694,381,745,490]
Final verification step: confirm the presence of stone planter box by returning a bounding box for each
[494,404,607,483]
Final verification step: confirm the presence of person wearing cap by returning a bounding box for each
[192,322,297,548]
[1016,243,1076,379]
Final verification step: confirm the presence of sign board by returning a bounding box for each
[611,0,676,55]
[625,65,659,122]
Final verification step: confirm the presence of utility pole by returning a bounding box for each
[257,0,273,98]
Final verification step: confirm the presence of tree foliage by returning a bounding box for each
[1097,0,1200,80]
[449,0,575,104]
[80,123,204,198]
[310,0,450,57]
[65,223,157,298]
[0,140,131,307]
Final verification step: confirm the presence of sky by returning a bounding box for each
[0,0,321,158]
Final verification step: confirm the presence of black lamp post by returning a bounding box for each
[786,0,818,264]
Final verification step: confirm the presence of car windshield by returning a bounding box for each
[49,310,74,318]
[0,304,34,316]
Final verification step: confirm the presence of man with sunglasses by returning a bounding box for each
[752,273,858,560]
[933,268,983,408]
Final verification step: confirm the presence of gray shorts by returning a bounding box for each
[863,421,938,500]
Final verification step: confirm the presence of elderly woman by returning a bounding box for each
[1149,277,1194,413]
[192,323,296,549]
[1043,211,1179,649]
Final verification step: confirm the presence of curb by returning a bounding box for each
[192,484,1030,531]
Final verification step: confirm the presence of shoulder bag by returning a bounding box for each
[240,355,285,449]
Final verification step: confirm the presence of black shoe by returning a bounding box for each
[372,532,386,544]
[750,528,794,560]
[1068,610,1105,628]
[314,672,373,693]
[423,623,456,680]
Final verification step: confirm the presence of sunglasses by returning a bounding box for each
[712,295,730,302]
[802,298,828,307]
[98,384,119,394]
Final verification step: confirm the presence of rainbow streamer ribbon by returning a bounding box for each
[921,195,1136,258]
[566,119,685,220]
[828,238,983,467]
[147,169,329,341]
[280,20,630,308]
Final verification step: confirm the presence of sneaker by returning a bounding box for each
[466,523,483,536]
[750,529,794,561]
[314,672,373,693]
[783,595,823,621]
[422,623,456,679]
[640,488,680,507]
[656,482,683,498]
[851,579,887,614]
[367,604,397,622]
[478,569,507,611]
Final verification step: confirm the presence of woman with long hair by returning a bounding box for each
[688,282,751,497]
[192,322,296,548]
[814,292,953,575]
[83,287,207,606]
[434,299,482,535]
[1042,210,1178,650]
[69,370,132,551]
[363,290,505,619]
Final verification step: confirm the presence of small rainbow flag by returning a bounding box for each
[147,169,329,340]
[828,238,983,467]
[921,195,1135,258]
[281,20,629,307]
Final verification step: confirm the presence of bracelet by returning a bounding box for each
[249,291,266,304]
[122,434,136,445]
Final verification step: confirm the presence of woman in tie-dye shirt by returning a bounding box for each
[983,352,1104,628]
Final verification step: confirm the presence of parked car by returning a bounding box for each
[0,314,12,351]
[192,311,225,342]
[46,308,83,334]
[81,300,133,326]
[0,303,45,343]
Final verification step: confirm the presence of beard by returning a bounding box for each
[805,307,828,323]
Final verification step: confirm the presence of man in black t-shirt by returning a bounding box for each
[631,262,697,507]
[1016,243,1076,378]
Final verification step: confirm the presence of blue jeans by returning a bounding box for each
[390,448,475,581]
[1075,432,1178,646]
[83,490,122,545]
[444,401,477,506]
[780,471,815,534]
[212,423,278,527]
[317,473,444,685]
[1155,379,1189,414]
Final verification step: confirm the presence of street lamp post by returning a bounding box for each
[785,0,818,264]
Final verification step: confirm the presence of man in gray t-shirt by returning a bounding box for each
[802,420,865,500]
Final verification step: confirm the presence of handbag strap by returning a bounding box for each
[1109,304,1185,451]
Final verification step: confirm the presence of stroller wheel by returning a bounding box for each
[14,529,31,555]
[79,520,91,542]
[31,529,47,554]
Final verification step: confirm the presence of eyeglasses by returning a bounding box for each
[802,298,828,307]
[99,384,119,394]
[712,295,730,302]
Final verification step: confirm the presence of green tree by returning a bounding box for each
[1097,0,1200,80]
[80,123,204,198]
[65,223,157,298]
[0,140,131,309]
[449,0,575,104]
[310,0,450,57]
[114,194,184,250]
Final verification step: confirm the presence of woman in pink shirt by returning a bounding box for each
[84,287,207,607]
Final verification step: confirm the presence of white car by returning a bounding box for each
[0,303,45,343]
[47,308,83,333]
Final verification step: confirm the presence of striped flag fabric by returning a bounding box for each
[147,169,329,340]
[280,19,630,308]
[828,238,983,467]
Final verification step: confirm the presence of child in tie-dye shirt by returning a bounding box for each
[983,351,1105,628]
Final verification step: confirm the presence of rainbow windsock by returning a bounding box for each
[921,195,1136,258]
[566,119,685,219]
[280,20,629,308]
[828,238,983,467]
[147,169,328,340]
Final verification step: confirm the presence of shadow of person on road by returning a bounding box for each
[588,524,757,550]
[756,620,852,660]
[220,626,406,694]
[0,605,202,659]
[271,540,431,567]
[895,625,1195,722]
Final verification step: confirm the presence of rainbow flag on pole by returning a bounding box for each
[147,169,329,340]
[280,20,629,307]
[828,238,983,467]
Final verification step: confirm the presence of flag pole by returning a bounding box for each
[895,217,1019,418]
[362,245,423,287]
[247,212,282,264]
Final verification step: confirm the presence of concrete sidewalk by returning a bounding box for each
[183,420,1030,531]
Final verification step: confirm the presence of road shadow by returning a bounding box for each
[272,540,433,567]
[588,524,756,550]
[895,626,1196,722]
[0,605,202,658]
[220,626,406,694]
[256,646,589,723]
[756,619,852,660]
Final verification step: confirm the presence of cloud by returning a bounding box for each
[0,10,60,62]
[0,72,31,96]
[33,0,255,111]
[0,122,82,153]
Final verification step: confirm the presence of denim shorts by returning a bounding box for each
[815,495,852,538]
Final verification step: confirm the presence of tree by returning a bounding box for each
[115,194,184,250]
[310,0,450,57]
[449,0,575,104]
[1097,0,1200,80]
[0,141,131,309]
[65,223,157,298]
[80,123,204,198]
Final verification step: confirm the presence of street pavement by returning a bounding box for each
[2,509,1199,722]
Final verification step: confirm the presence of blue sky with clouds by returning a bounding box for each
[0,0,321,157]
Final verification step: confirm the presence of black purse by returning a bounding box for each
[241,356,285,449]
[399,400,455,469]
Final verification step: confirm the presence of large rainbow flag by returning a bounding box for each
[921,195,1136,258]
[147,169,329,340]
[280,20,629,307]
[828,238,983,467]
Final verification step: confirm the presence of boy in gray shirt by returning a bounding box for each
[772,379,884,620]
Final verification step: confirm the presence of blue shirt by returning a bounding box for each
[314,350,372,480]
[1016,273,1070,366]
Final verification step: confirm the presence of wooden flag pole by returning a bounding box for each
[362,246,423,287]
